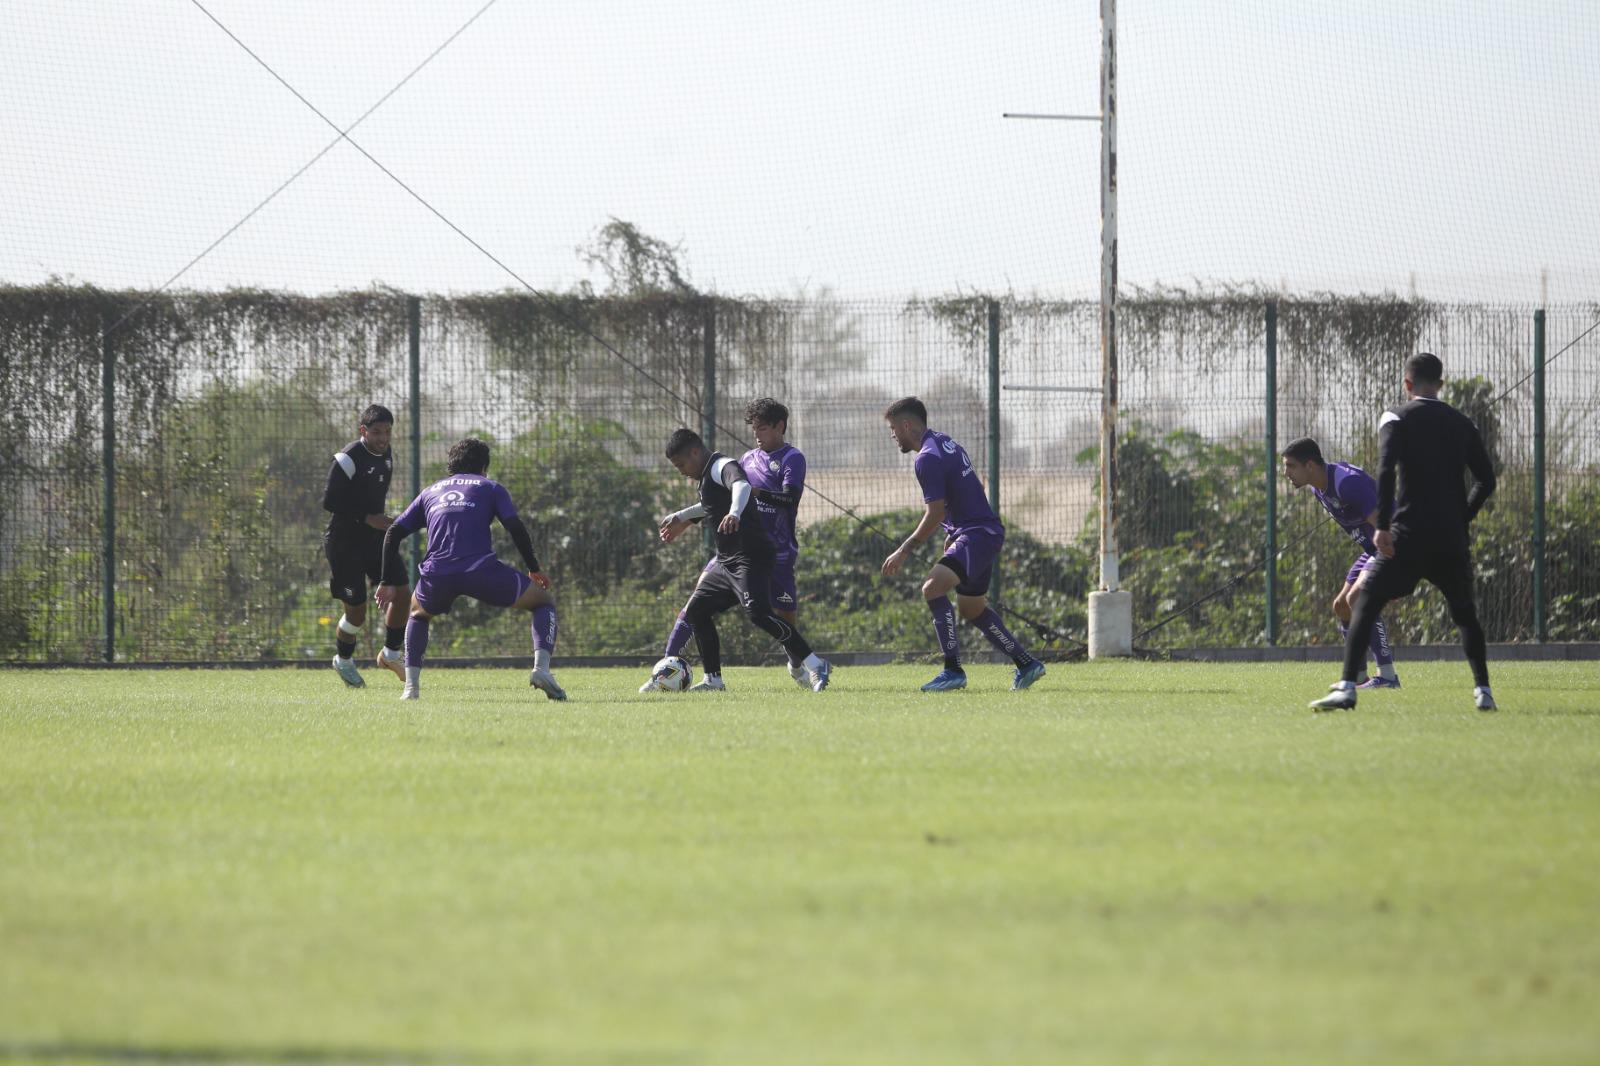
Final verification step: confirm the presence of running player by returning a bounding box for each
[322,404,410,687]
[375,438,565,702]
[880,397,1045,692]
[1281,438,1399,688]
[653,428,831,693]
[653,398,811,689]
[1311,353,1498,711]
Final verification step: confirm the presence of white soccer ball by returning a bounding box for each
[648,656,692,692]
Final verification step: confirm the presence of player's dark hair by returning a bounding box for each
[359,404,394,428]
[446,437,490,475]
[665,428,705,459]
[1281,437,1324,465]
[883,396,928,424]
[745,397,789,431]
[1406,352,1444,385]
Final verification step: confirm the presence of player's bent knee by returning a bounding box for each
[957,595,987,621]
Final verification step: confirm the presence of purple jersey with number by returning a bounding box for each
[740,444,805,557]
[393,475,519,577]
[1312,461,1379,555]
[914,429,1002,537]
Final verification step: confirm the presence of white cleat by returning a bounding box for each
[1474,686,1497,712]
[399,683,419,701]
[333,655,365,688]
[529,667,568,701]
[1309,682,1356,711]
[788,663,810,689]
[807,658,832,692]
[376,646,405,682]
[688,675,726,693]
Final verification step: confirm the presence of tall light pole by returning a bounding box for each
[1004,0,1132,656]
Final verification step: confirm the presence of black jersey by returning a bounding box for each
[1375,396,1496,554]
[322,440,394,537]
[698,451,774,563]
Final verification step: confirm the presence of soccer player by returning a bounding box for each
[879,397,1045,692]
[322,404,410,687]
[655,428,832,693]
[375,438,565,702]
[654,398,811,689]
[1311,353,1498,712]
[1281,438,1400,688]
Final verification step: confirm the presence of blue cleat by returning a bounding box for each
[920,668,968,692]
[1012,659,1047,691]
[1355,675,1400,690]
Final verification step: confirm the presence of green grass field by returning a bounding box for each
[2,661,1598,1066]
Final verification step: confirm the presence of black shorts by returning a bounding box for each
[684,554,774,619]
[1363,538,1476,608]
[324,526,387,605]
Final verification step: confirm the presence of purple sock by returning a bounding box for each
[404,616,429,669]
[972,607,1034,667]
[1371,616,1394,668]
[532,605,558,652]
[928,596,961,671]
[665,611,693,657]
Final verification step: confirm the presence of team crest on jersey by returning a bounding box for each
[941,439,958,454]
[768,459,781,473]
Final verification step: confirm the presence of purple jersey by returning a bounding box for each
[740,443,805,557]
[914,429,1002,537]
[394,475,519,577]
[1312,461,1379,555]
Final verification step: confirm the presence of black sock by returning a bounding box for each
[336,637,357,660]
[385,625,405,653]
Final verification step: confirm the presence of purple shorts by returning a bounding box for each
[1344,553,1378,587]
[940,526,1005,596]
[415,561,530,616]
[700,555,800,613]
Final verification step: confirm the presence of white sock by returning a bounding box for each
[1331,679,1355,691]
[405,666,420,685]
[706,672,721,680]
[803,653,824,671]
[1475,685,1492,696]
[1379,664,1398,681]
[337,616,362,638]
[534,649,552,672]
[336,654,353,664]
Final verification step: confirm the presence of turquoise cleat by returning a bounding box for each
[920,668,968,692]
[1012,659,1047,691]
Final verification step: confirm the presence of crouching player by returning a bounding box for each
[1281,437,1399,688]
[376,438,565,702]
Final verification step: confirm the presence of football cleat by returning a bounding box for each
[376,646,405,682]
[1012,660,1047,691]
[332,656,365,688]
[1356,675,1400,690]
[688,675,726,692]
[1474,686,1497,712]
[529,668,568,701]
[399,683,419,701]
[920,668,968,693]
[789,663,811,689]
[807,658,832,692]
[1309,684,1356,711]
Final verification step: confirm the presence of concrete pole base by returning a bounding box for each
[1088,590,1134,658]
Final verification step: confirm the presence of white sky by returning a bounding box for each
[3,0,1597,302]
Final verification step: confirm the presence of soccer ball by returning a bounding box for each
[647,656,692,692]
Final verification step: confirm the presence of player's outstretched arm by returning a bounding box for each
[499,514,546,585]
[882,499,946,577]
[659,502,706,543]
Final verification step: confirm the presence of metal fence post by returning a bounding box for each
[702,300,717,557]
[987,299,1002,605]
[101,310,116,663]
[408,295,422,585]
[1264,300,1278,646]
[1533,308,1547,642]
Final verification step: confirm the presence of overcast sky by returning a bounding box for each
[3,1,1597,302]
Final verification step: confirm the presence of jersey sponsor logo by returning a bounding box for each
[941,438,958,454]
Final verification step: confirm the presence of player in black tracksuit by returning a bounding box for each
[1312,354,1498,711]
[656,428,831,692]
[322,404,410,687]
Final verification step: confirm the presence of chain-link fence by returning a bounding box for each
[2,285,1595,663]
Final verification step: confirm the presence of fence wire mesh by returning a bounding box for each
[1,286,1595,662]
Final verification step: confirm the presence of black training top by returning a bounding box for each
[697,451,775,563]
[1375,395,1496,553]
[322,440,394,536]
